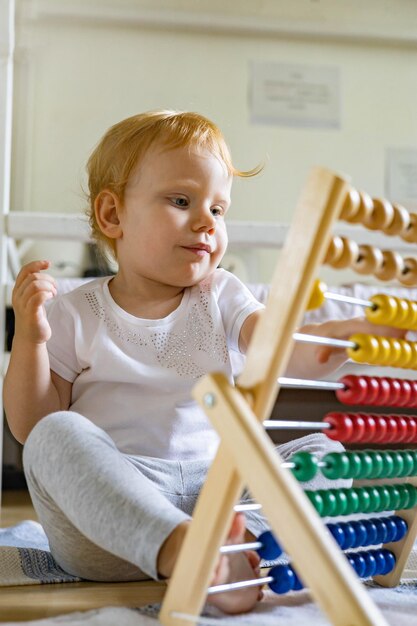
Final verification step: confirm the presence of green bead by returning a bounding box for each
[367,487,381,512]
[386,485,402,510]
[322,452,350,480]
[365,450,384,479]
[378,486,391,512]
[320,490,338,516]
[411,451,417,475]
[346,451,362,478]
[397,485,410,509]
[358,452,374,479]
[401,451,415,477]
[382,453,395,478]
[390,452,405,478]
[356,487,371,513]
[306,490,324,515]
[404,484,417,508]
[291,451,319,482]
[342,487,360,514]
[334,490,348,515]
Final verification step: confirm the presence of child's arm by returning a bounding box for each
[239,310,406,380]
[3,260,72,444]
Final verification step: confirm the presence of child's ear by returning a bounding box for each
[95,190,123,240]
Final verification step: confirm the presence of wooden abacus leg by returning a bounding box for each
[159,442,245,626]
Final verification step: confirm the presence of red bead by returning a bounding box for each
[362,376,380,404]
[371,415,388,443]
[357,413,376,443]
[337,375,367,405]
[384,416,399,443]
[374,378,391,406]
[349,414,366,443]
[323,413,353,442]
[397,380,412,407]
[393,415,409,443]
[403,416,417,443]
[410,381,417,407]
[387,379,402,406]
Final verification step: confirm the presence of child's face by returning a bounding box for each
[115,143,232,288]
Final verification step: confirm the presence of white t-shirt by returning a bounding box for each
[46,269,264,460]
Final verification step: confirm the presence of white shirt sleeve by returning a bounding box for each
[46,295,82,382]
[215,269,265,353]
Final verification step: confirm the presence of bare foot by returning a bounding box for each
[208,512,263,614]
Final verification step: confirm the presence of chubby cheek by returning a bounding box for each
[214,229,228,264]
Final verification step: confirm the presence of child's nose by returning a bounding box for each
[193,207,216,233]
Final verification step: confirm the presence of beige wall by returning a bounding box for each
[10,0,417,280]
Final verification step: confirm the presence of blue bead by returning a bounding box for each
[383,518,397,543]
[349,553,366,578]
[350,521,367,548]
[379,549,396,575]
[269,564,295,594]
[362,552,377,577]
[257,531,282,560]
[327,523,345,548]
[371,549,387,575]
[373,518,388,544]
[343,524,356,549]
[392,516,408,542]
[363,520,378,546]
[292,568,304,591]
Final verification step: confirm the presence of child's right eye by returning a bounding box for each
[172,197,188,208]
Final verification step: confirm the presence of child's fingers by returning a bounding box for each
[18,277,56,300]
[316,345,336,364]
[13,273,57,306]
[26,289,55,312]
[14,260,51,290]
[315,318,407,364]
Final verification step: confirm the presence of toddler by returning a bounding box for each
[3,110,402,614]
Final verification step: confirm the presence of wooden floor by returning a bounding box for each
[0,490,166,623]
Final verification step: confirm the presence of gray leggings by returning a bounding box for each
[23,411,346,582]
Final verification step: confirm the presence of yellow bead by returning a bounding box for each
[306,280,326,311]
[393,339,413,368]
[385,337,402,367]
[399,300,417,330]
[348,334,380,364]
[392,297,410,326]
[410,342,417,369]
[409,302,417,330]
[376,336,393,365]
[366,295,398,326]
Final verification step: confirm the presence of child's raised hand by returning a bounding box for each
[12,260,57,344]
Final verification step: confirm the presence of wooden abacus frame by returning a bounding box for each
[159,167,417,626]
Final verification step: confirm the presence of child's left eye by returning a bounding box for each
[211,206,224,217]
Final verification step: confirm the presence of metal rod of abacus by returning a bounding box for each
[234,503,262,512]
[324,291,373,309]
[293,332,356,349]
[220,541,263,554]
[263,419,331,431]
[278,376,344,390]
[207,576,272,595]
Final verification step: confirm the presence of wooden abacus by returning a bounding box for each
[159,167,417,626]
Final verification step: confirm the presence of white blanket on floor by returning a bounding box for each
[1,521,417,625]
[2,584,417,626]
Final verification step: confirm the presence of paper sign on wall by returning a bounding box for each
[250,61,341,129]
[386,148,417,204]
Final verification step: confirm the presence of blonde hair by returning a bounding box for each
[86,110,261,258]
